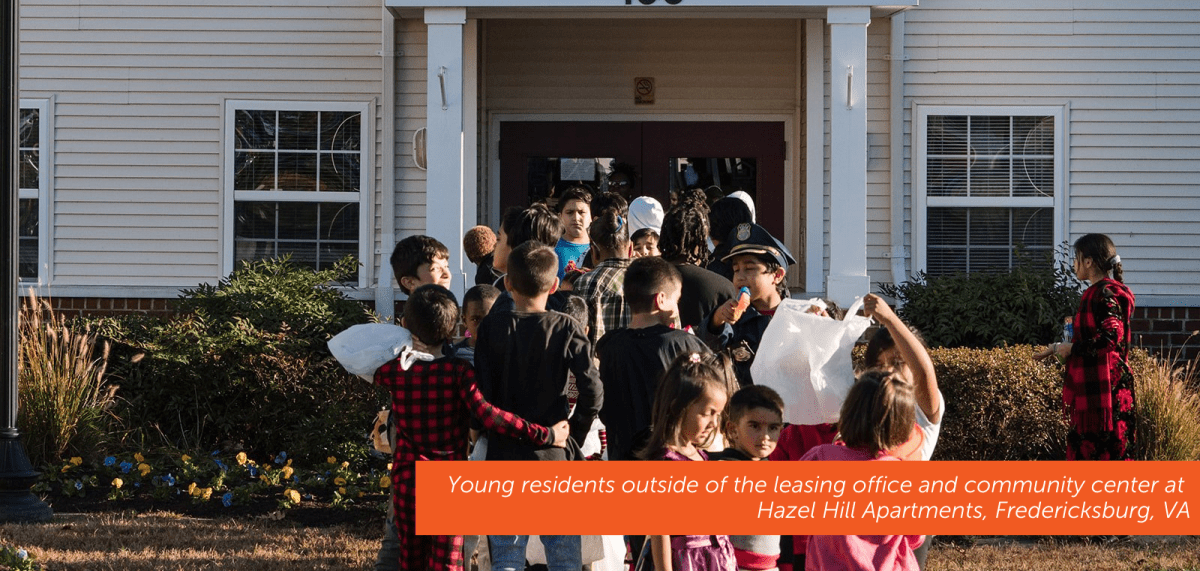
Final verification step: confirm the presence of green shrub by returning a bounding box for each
[879,249,1081,349]
[926,345,1068,461]
[17,293,115,467]
[90,256,379,463]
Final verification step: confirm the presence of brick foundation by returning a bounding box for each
[42,297,176,319]
[1132,306,1200,362]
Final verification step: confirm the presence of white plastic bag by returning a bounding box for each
[327,323,432,381]
[750,297,872,425]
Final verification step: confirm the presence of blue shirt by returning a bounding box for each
[554,238,591,279]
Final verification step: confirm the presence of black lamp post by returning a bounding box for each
[0,0,52,523]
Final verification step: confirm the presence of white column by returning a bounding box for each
[425,8,467,298]
[826,6,871,306]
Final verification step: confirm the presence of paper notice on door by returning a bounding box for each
[560,158,596,181]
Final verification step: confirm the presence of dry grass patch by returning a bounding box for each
[0,511,381,570]
[930,538,1200,571]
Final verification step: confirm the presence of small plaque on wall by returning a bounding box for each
[635,77,655,105]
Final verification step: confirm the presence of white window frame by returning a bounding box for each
[19,98,52,285]
[912,105,1066,275]
[222,100,373,287]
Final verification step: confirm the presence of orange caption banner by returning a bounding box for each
[416,461,1198,536]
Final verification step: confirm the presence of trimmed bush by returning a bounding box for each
[90,257,379,463]
[879,251,1081,349]
[927,345,1068,461]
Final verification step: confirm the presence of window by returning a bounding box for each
[18,100,50,283]
[914,106,1063,276]
[224,102,371,284]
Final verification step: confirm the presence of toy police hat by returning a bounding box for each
[722,223,796,267]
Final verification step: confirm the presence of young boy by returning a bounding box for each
[713,385,786,571]
[463,225,501,286]
[451,284,500,364]
[554,186,593,280]
[631,228,660,258]
[596,256,709,462]
[490,203,572,314]
[473,241,602,571]
[375,284,567,571]
[389,235,452,295]
[375,233,455,571]
[572,208,633,345]
[706,223,795,387]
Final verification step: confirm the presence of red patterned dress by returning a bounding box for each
[1064,278,1137,461]
[374,356,551,571]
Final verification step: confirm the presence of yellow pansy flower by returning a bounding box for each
[334,477,347,486]
[284,489,301,504]
[138,463,151,476]
[326,456,336,465]
[70,457,83,466]
[188,482,198,496]
[340,461,349,469]
[181,454,192,463]
[112,478,123,489]
[281,466,294,480]
[134,452,144,463]
[379,475,390,489]
[338,487,347,495]
[201,487,213,501]
[259,474,269,484]
[235,452,248,466]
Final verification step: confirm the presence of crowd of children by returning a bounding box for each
[376,188,948,571]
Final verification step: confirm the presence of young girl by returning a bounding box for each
[631,228,661,258]
[639,352,736,571]
[1034,233,1136,461]
[801,370,924,571]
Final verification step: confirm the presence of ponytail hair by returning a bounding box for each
[638,352,727,459]
[1073,233,1123,283]
[837,369,916,456]
[588,207,630,258]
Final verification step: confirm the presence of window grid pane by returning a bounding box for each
[18,108,40,280]
[233,201,359,279]
[925,113,1056,275]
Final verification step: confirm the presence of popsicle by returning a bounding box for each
[732,286,751,321]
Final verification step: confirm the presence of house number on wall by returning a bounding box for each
[626,0,683,5]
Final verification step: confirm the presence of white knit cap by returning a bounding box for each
[728,190,756,223]
[628,196,666,234]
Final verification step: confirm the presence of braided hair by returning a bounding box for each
[659,199,711,267]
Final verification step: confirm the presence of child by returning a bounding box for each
[555,186,593,280]
[639,353,736,571]
[705,196,754,281]
[473,241,602,571]
[658,198,737,331]
[596,256,709,461]
[490,203,569,311]
[801,370,924,571]
[451,284,500,364]
[712,385,785,571]
[629,196,665,237]
[375,233,455,571]
[631,228,661,258]
[573,209,633,345]
[706,223,795,387]
[390,235,453,295]
[464,225,501,286]
[374,284,568,571]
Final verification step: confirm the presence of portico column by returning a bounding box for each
[826,6,871,306]
[425,8,467,297]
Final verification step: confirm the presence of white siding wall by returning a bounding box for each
[395,16,428,237]
[484,19,797,114]
[20,0,383,291]
[903,1,1200,301]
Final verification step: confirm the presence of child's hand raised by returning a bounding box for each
[710,298,740,329]
[549,421,571,448]
[862,293,897,323]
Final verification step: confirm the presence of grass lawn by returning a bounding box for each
[3,510,1197,571]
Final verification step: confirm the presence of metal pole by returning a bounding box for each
[0,0,52,523]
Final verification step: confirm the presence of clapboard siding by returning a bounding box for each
[394,17,427,237]
[903,0,1200,300]
[19,0,383,289]
[484,19,797,114]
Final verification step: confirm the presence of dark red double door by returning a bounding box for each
[499,121,786,238]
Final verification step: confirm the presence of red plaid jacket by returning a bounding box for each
[375,356,551,463]
[1065,278,1135,434]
